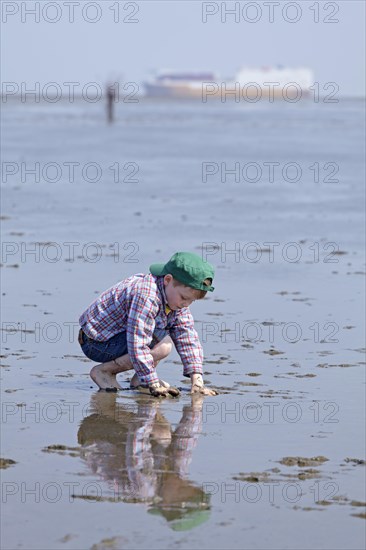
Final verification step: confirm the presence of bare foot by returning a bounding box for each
[90,364,122,390]
[130,373,170,389]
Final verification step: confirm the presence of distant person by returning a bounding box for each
[78,252,218,397]
[106,83,116,123]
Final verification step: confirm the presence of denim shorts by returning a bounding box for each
[79,328,168,364]
[79,330,128,363]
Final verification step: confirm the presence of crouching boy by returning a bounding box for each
[78,252,218,397]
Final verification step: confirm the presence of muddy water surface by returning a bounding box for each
[1,99,365,549]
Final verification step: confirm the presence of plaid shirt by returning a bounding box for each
[79,274,203,385]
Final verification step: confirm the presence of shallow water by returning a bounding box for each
[1,98,365,549]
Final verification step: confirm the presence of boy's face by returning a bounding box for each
[163,275,198,311]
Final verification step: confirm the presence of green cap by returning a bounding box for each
[150,252,215,292]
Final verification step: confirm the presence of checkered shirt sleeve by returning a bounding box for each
[126,291,160,386]
[170,308,203,378]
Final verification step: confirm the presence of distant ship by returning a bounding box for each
[144,71,218,99]
[143,67,314,99]
[235,66,313,96]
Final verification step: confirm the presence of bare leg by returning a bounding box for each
[90,335,173,390]
[90,354,132,390]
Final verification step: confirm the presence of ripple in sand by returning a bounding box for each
[279,456,329,467]
[0,458,17,469]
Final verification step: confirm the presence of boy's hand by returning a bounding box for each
[190,374,219,396]
[149,382,180,398]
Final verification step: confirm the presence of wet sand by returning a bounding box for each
[1,98,365,549]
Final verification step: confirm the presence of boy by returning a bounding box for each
[78,252,218,397]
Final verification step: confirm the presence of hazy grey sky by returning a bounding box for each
[1,0,365,95]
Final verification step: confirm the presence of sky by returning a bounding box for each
[1,0,365,96]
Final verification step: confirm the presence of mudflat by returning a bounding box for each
[1,98,365,549]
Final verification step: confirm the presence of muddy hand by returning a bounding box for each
[191,384,219,396]
[190,373,218,396]
[149,383,180,398]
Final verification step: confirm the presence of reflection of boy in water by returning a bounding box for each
[77,393,210,530]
